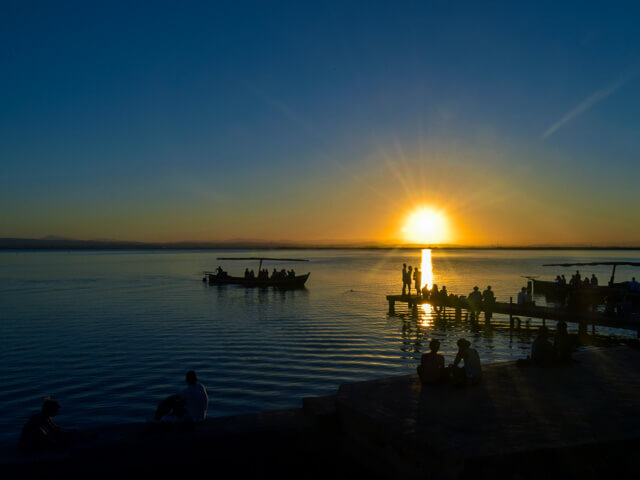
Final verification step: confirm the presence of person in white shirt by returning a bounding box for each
[179,370,208,423]
[450,338,482,386]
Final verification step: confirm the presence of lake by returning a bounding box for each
[1,248,638,446]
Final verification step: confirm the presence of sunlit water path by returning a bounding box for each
[1,249,638,446]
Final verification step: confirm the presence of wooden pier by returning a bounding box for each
[386,294,640,333]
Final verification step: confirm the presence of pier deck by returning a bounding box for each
[335,346,640,477]
[386,294,640,332]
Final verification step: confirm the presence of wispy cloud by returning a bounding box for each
[543,77,628,139]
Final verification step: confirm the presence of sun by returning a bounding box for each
[401,207,449,244]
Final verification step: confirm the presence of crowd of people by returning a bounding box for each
[243,268,296,281]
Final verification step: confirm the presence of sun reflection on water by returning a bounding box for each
[420,248,433,290]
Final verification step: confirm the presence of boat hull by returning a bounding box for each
[206,273,310,289]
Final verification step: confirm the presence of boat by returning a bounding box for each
[203,257,310,289]
[530,261,640,308]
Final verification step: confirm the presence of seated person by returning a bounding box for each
[19,397,76,452]
[179,371,208,424]
[531,326,554,367]
[417,339,445,384]
[449,338,482,386]
[553,320,572,364]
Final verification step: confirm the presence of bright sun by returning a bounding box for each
[401,207,449,244]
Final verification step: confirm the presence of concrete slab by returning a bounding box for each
[335,346,640,474]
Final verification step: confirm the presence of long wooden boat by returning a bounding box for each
[205,272,310,289]
[203,256,311,290]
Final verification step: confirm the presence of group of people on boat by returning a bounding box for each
[242,268,296,281]
[417,338,482,387]
[554,270,599,287]
[19,371,209,452]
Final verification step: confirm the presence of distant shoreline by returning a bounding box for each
[1,238,640,251]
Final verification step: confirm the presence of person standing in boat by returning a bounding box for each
[591,274,598,286]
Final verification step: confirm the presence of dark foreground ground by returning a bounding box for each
[2,346,640,479]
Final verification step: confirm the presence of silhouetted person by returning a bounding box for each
[468,286,482,318]
[575,270,581,283]
[179,371,208,424]
[531,326,553,367]
[272,268,278,280]
[417,339,445,384]
[440,286,448,308]
[591,274,598,286]
[583,277,590,286]
[402,264,408,295]
[561,274,567,285]
[630,277,640,292]
[414,268,422,296]
[244,268,250,279]
[554,320,572,363]
[517,286,528,305]
[450,338,482,386]
[482,286,495,306]
[19,398,75,452]
[406,266,413,296]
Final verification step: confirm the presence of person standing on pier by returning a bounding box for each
[402,264,408,295]
[468,286,482,319]
[405,266,413,296]
[414,267,422,297]
[482,286,496,321]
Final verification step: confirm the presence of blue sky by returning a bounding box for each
[1,1,639,244]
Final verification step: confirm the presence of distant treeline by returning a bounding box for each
[1,238,640,250]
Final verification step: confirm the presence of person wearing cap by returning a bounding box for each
[417,339,445,384]
[19,397,74,451]
[450,338,482,386]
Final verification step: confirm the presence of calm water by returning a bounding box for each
[1,249,638,446]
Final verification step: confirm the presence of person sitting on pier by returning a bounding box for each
[590,274,598,286]
[19,397,76,452]
[554,320,572,363]
[439,286,448,309]
[450,338,482,386]
[531,326,554,367]
[421,284,430,300]
[417,339,446,384]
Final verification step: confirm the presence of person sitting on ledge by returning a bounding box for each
[554,320,572,364]
[449,338,482,386]
[19,397,76,452]
[531,326,554,367]
[179,370,208,425]
[417,339,445,384]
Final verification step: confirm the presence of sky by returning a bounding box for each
[1,1,639,246]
